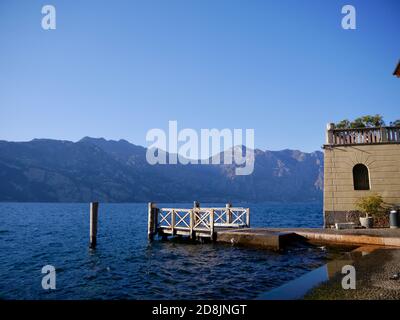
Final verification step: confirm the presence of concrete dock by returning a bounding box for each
[147,202,400,249]
[215,227,400,249]
[215,229,303,249]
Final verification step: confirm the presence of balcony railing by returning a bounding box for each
[325,125,400,146]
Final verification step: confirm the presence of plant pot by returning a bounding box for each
[359,216,373,228]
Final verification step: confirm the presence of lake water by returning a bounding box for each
[0,202,346,300]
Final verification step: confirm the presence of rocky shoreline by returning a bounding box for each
[304,248,400,300]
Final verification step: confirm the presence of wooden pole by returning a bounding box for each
[193,201,200,226]
[171,209,176,235]
[226,202,232,224]
[210,209,215,239]
[189,209,195,239]
[246,208,250,228]
[148,202,157,241]
[89,202,99,249]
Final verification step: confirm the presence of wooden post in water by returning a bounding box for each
[246,208,250,227]
[171,209,176,235]
[226,202,232,224]
[193,201,200,227]
[89,202,99,249]
[147,202,158,241]
[189,209,195,239]
[210,209,215,240]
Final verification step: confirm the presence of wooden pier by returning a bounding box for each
[148,203,400,250]
[148,202,250,241]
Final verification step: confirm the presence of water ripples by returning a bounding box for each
[0,202,347,299]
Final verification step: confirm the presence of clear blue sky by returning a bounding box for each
[0,0,399,152]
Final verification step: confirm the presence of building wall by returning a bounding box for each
[323,143,400,227]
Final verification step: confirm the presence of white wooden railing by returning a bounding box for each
[150,205,250,240]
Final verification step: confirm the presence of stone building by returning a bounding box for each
[323,123,400,227]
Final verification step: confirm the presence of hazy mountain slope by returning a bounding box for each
[0,138,323,202]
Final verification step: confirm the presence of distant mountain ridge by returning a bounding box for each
[0,137,323,202]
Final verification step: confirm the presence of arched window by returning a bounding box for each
[353,164,370,190]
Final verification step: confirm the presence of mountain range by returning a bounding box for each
[0,137,323,202]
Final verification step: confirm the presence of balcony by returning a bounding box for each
[324,124,400,147]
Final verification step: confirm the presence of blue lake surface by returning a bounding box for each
[0,202,344,300]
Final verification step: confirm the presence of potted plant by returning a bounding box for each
[355,194,384,228]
